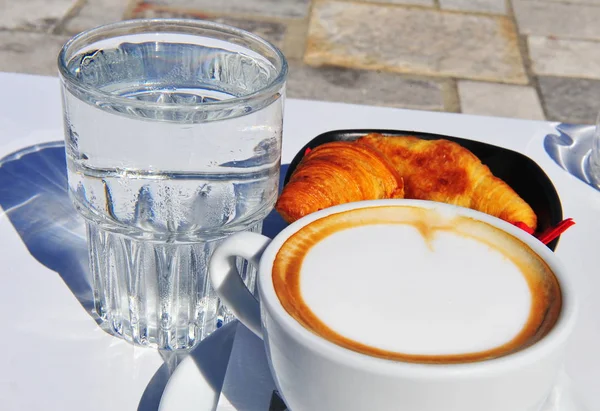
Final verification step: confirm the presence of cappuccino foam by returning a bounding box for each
[273,206,561,364]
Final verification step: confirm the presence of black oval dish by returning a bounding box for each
[284,129,563,251]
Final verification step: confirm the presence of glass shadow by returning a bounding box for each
[0,141,290,410]
[544,123,599,190]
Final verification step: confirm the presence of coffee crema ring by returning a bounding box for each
[272,205,562,364]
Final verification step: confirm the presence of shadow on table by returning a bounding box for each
[0,141,94,315]
[0,142,290,410]
[544,123,600,190]
[139,321,240,411]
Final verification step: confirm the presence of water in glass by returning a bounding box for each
[59,23,286,350]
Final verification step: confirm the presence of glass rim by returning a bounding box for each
[57,18,288,112]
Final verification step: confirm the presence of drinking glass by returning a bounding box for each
[58,19,287,350]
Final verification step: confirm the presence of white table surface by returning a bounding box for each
[0,72,598,411]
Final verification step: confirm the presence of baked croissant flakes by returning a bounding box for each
[275,141,405,223]
[358,133,537,231]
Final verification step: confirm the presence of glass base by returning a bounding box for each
[87,222,261,350]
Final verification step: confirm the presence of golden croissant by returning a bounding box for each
[358,133,537,231]
[275,141,405,223]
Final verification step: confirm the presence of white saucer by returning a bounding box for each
[159,321,239,411]
[159,322,587,411]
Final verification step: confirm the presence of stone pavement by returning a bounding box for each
[2,0,600,124]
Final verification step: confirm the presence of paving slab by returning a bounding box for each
[287,61,447,110]
[0,31,70,76]
[141,0,311,18]
[345,0,435,6]
[0,0,78,32]
[538,76,600,124]
[513,0,600,40]
[63,0,132,35]
[458,80,545,120]
[305,1,527,84]
[525,0,600,4]
[130,6,286,49]
[440,0,508,15]
[529,36,600,79]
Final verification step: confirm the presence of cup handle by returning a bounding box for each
[209,231,271,338]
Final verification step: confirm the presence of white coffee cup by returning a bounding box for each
[209,199,577,411]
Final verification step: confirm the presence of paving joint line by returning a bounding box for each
[506,0,550,120]
[443,78,461,113]
[52,0,86,35]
